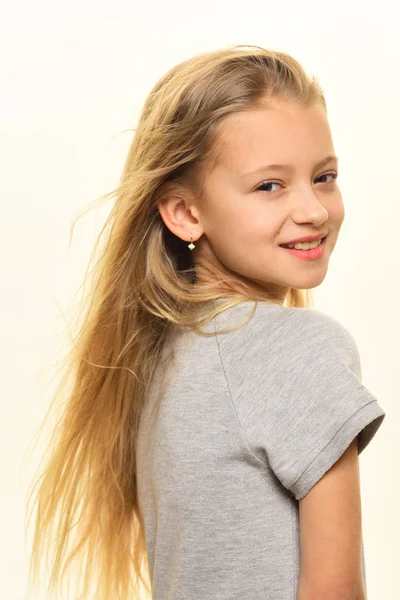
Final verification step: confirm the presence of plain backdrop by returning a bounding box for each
[1,1,399,598]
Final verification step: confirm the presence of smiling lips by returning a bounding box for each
[280,232,328,246]
[279,236,327,260]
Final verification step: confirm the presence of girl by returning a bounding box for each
[27,44,386,600]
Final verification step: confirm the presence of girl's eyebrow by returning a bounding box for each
[239,154,339,178]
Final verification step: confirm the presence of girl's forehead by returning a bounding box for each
[213,105,332,174]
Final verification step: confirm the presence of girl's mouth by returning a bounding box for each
[279,235,328,261]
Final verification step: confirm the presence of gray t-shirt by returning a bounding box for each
[136,300,386,599]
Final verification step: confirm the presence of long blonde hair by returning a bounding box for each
[26,44,323,600]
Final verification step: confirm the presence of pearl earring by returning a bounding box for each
[188,234,195,250]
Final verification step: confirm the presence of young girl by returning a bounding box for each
[27,45,386,600]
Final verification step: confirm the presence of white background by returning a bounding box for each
[1,1,398,598]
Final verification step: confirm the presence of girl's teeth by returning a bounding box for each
[286,239,322,250]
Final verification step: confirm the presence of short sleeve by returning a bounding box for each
[220,305,386,501]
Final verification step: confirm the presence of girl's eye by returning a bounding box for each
[256,171,339,194]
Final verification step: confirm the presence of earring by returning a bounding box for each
[188,234,195,250]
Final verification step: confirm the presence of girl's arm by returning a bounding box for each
[297,437,366,600]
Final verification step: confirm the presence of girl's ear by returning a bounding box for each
[156,184,202,242]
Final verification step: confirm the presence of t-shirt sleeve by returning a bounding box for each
[222,306,386,501]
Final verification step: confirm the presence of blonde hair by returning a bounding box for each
[26,44,323,600]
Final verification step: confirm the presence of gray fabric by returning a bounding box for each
[136,300,386,599]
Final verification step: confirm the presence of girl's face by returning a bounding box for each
[160,99,344,303]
